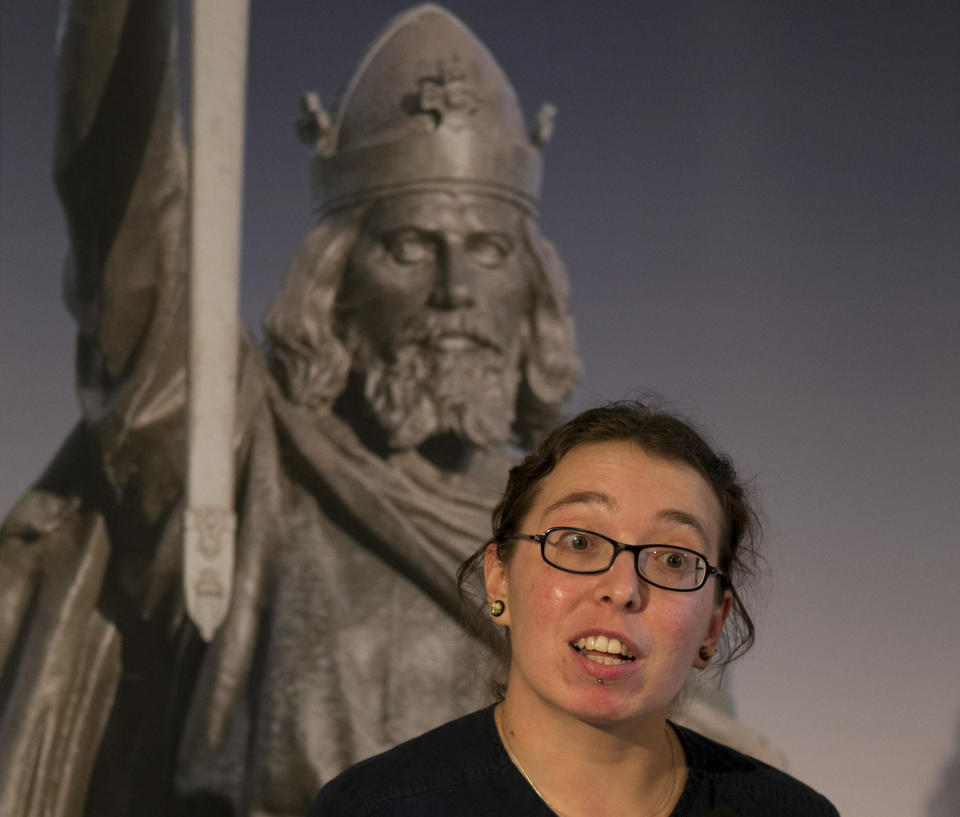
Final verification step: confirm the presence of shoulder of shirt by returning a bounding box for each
[671,723,841,816]
[307,706,508,817]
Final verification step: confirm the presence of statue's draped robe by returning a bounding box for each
[0,5,789,816]
[0,4,493,815]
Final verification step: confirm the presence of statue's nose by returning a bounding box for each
[429,242,476,309]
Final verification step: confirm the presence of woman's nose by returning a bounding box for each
[596,550,645,610]
[429,241,476,309]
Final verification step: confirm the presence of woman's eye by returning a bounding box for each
[466,234,511,267]
[659,551,688,570]
[383,231,435,264]
[560,532,591,551]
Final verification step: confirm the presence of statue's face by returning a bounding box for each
[337,191,534,449]
[342,191,531,358]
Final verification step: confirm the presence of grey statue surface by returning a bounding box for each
[0,4,780,816]
[0,4,578,816]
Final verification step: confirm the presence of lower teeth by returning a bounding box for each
[578,651,632,666]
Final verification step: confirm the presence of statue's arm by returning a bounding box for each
[54,0,190,514]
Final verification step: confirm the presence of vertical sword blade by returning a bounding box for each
[185,0,250,641]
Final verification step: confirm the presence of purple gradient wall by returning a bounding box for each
[2,3,958,815]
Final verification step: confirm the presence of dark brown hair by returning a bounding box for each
[457,400,761,691]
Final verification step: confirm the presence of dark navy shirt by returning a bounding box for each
[308,706,840,816]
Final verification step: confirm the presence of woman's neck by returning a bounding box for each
[495,693,686,817]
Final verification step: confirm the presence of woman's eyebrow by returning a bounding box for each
[541,491,615,517]
[655,508,710,544]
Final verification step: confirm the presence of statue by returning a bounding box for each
[927,710,960,817]
[0,4,782,816]
[0,4,578,816]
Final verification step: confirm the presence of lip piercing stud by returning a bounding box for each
[596,678,604,685]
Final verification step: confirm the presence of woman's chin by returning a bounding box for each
[559,685,673,732]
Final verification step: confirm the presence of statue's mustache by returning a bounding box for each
[394,312,504,355]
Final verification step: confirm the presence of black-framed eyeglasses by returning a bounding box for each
[498,527,726,592]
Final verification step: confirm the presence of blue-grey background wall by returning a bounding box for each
[2,3,958,815]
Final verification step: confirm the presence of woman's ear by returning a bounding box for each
[484,542,511,627]
[694,589,733,669]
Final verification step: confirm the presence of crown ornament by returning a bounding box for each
[296,4,554,216]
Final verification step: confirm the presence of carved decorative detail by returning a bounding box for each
[195,568,225,599]
[296,91,334,155]
[416,57,483,129]
[185,505,233,560]
[183,506,235,640]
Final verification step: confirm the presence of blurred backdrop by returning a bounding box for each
[2,2,958,815]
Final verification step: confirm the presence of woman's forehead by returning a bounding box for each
[527,440,724,548]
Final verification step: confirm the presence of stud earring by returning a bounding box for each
[699,645,717,661]
[490,600,505,617]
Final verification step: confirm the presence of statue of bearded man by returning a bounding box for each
[0,4,579,817]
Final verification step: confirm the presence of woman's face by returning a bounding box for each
[485,440,732,729]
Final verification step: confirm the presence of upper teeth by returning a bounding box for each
[574,635,634,658]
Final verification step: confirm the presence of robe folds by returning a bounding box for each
[0,3,495,813]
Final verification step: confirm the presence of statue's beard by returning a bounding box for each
[353,314,523,450]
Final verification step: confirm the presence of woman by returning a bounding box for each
[309,402,840,816]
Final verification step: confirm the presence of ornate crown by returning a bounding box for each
[297,4,554,216]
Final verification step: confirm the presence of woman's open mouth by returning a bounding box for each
[571,635,636,666]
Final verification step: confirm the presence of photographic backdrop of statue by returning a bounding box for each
[0,4,779,817]
[0,4,577,815]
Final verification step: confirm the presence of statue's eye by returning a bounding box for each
[466,233,511,268]
[383,230,435,264]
